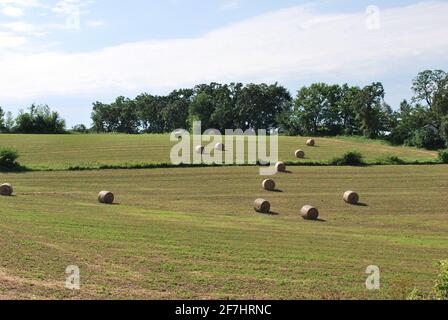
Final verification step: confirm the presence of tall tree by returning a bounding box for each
[412,70,447,108]
[353,82,385,138]
[0,107,5,132]
[14,104,66,134]
[293,83,345,135]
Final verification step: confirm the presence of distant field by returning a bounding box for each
[1,165,447,299]
[0,134,438,170]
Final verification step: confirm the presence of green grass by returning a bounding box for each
[0,134,438,171]
[1,165,447,299]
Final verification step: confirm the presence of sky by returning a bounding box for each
[0,0,447,127]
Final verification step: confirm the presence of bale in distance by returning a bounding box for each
[344,191,359,205]
[0,183,13,196]
[215,143,225,151]
[254,198,271,214]
[262,179,276,191]
[195,145,205,154]
[300,205,319,220]
[306,139,316,147]
[98,191,114,204]
[295,149,305,159]
[275,161,286,173]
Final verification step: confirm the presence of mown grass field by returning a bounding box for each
[0,134,438,170]
[1,164,447,300]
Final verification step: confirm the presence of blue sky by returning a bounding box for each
[0,0,447,127]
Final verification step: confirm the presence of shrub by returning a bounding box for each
[379,155,405,165]
[438,150,448,164]
[0,147,19,168]
[435,259,448,300]
[330,151,365,166]
[407,288,427,301]
[406,127,445,150]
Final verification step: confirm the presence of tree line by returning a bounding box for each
[1,70,447,150]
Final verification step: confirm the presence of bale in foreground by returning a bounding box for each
[306,139,316,147]
[0,183,13,196]
[300,205,319,220]
[254,199,271,214]
[262,179,276,191]
[98,191,114,204]
[276,162,286,173]
[344,191,359,205]
[295,150,305,159]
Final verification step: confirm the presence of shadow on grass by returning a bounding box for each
[0,165,31,173]
[354,202,369,207]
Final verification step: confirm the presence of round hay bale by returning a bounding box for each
[215,143,225,151]
[0,183,13,196]
[295,149,305,159]
[276,161,286,173]
[300,205,319,220]
[262,179,276,191]
[306,139,316,147]
[344,191,359,205]
[174,130,183,140]
[195,145,205,154]
[254,198,271,214]
[98,191,114,204]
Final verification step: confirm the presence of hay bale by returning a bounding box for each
[0,183,13,196]
[262,179,276,191]
[306,139,316,147]
[300,205,319,220]
[295,149,305,159]
[344,191,359,205]
[195,145,205,154]
[98,191,114,204]
[276,161,286,173]
[254,198,271,214]
[215,143,225,151]
[174,130,183,140]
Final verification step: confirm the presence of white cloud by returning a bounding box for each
[1,21,34,33]
[1,6,24,16]
[0,1,447,99]
[0,31,26,48]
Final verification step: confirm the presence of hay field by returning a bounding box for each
[0,134,437,170]
[1,165,447,299]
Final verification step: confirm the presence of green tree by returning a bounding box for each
[292,83,354,136]
[237,83,291,131]
[15,104,66,134]
[412,70,447,109]
[188,92,216,130]
[338,85,362,135]
[160,89,194,132]
[91,97,139,133]
[0,107,5,132]
[353,82,385,138]
[135,93,165,133]
[4,112,15,133]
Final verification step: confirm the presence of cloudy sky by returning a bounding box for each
[0,0,447,127]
